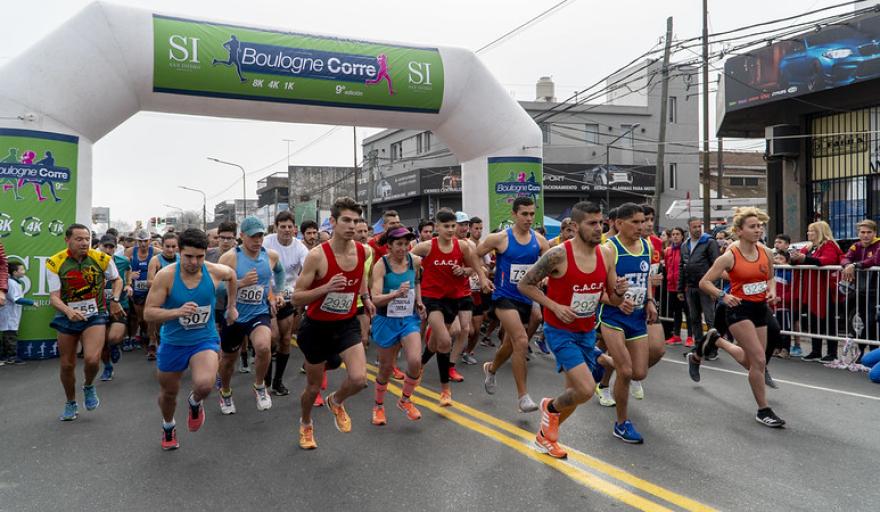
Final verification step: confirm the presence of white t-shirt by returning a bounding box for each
[0,279,25,331]
[262,234,309,293]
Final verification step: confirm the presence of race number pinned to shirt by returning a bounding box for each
[388,289,416,318]
[509,264,531,285]
[469,274,481,292]
[320,292,355,315]
[133,280,149,292]
[625,286,647,308]
[178,305,211,330]
[237,285,265,305]
[571,291,601,318]
[743,281,768,296]
[68,299,98,319]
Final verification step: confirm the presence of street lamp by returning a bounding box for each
[179,185,207,231]
[207,157,248,218]
[605,123,640,212]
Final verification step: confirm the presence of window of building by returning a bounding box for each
[540,123,551,144]
[668,163,677,190]
[668,96,677,123]
[423,132,431,153]
[390,141,403,162]
[584,123,599,144]
[416,134,423,155]
[729,177,760,187]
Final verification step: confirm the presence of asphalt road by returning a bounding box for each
[1,337,878,512]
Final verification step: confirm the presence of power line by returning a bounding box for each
[474,0,576,54]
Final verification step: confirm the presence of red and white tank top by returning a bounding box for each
[306,242,365,321]
[728,245,771,303]
[421,238,468,299]
[544,240,607,332]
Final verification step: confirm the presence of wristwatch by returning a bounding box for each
[111,296,121,303]
[717,290,726,300]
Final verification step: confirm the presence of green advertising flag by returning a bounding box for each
[153,15,444,114]
[0,128,78,359]
[487,157,543,232]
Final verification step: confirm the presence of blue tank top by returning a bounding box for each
[131,246,153,297]
[232,246,271,322]
[158,253,179,269]
[600,236,651,314]
[493,228,541,304]
[160,263,219,346]
[378,254,417,318]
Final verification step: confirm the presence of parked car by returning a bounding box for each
[585,165,633,189]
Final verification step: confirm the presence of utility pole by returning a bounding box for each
[367,149,378,224]
[653,16,673,226]
[701,0,712,230]
[352,127,359,203]
[716,137,724,199]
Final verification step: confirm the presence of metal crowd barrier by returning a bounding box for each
[654,264,880,349]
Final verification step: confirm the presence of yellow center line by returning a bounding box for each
[365,371,676,512]
[366,363,715,512]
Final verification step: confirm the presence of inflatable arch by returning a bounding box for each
[0,1,542,227]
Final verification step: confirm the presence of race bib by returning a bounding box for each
[237,285,265,305]
[320,292,355,315]
[509,264,531,285]
[570,291,601,318]
[388,289,416,318]
[469,274,481,292]
[133,280,148,292]
[282,288,293,302]
[178,305,211,330]
[68,299,98,318]
[743,281,767,296]
[625,286,647,307]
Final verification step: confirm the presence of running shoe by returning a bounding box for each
[704,349,719,361]
[313,393,324,407]
[121,338,133,352]
[326,392,352,432]
[702,329,721,359]
[161,426,179,451]
[239,361,252,373]
[482,362,496,395]
[613,420,644,444]
[187,396,205,432]
[461,353,478,365]
[480,336,495,347]
[299,423,317,450]
[0,360,5,367]
[60,401,78,421]
[790,345,803,357]
[518,394,539,413]
[110,344,121,364]
[83,385,100,411]
[439,388,453,407]
[392,366,405,380]
[820,355,836,363]
[99,366,114,382]
[764,368,778,389]
[397,399,421,421]
[776,348,790,359]
[448,367,464,382]
[687,352,701,382]
[271,381,290,396]
[684,337,695,347]
[146,345,157,361]
[371,405,387,426]
[539,398,561,442]
[596,384,615,407]
[534,429,567,459]
[13,358,24,365]
[535,337,551,354]
[755,407,786,428]
[801,352,822,362]
[219,390,236,415]
[665,335,682,346]
[630,381,645,400]
[254,384,273,411]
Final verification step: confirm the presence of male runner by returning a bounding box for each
[98,235,132,381]
[417,219,434,244]
[477,197,550,412]
[294,197,374,449]
[217,217,283,414]
[48,224,123,421]
[127,229,154,351]
[518,201,626,458]
[300,220,320,250]
[368,210,402,260]
[145,229,239,449]
[369,227,425,425]
[447,211,477,382]
[597,203,658,443]
[631,204,667,400]
[262,211,308,396]
[412,210,491,406]
[463,216,491,364]
[145,232,180,360]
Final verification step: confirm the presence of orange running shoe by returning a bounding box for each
[313,392,324,407]
[372,405,387,426]
[397,399,422,421]
[392,366,405,380]
[448,367,464,382]
[535,430,567,459]
[539,398,561,443]
[439,387,452,407]
[299,423,317,450]
[161,426,179,451]
[326,392,352,433]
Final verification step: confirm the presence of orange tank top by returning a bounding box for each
[728,245,771,302]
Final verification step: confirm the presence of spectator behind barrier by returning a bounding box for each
[679,217,720,352]
[839,219,880,361]
[663,227,689,345]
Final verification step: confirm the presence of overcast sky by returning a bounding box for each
[3,0,858,225]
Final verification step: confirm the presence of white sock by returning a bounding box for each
[162,419,175,430]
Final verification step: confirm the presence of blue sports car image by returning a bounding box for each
[779,29,880,92]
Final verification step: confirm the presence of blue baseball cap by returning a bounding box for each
[240,216,266,237]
